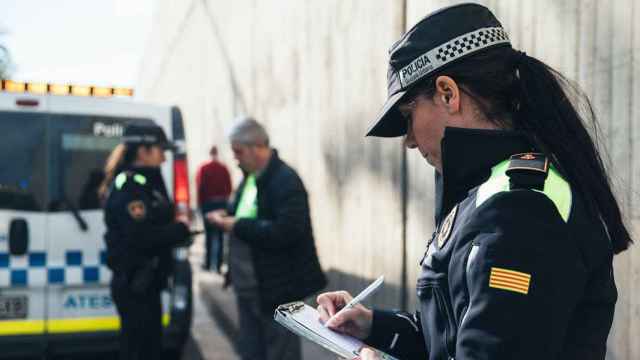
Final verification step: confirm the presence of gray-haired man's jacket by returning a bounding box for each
[230,150,327,314]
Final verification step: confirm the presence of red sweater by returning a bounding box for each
[195,159,232,205]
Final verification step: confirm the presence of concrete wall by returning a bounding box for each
[138,0,640,358]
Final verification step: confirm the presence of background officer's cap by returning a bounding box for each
[122,123,176,150]
[366,3,512,138]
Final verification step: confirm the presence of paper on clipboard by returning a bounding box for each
[274,301,397,360]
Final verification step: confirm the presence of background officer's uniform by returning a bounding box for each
[103,125,190,360]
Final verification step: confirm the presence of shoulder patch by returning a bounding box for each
[127,200,147,221]
[489,267,531,295]
[437,204,458,248]
[477,156,572,222]
[506,153,549,191]
[506,152,549,174]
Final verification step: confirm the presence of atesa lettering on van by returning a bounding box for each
[63,293,113,310]
[399,52,434,87]
[93,122,124,137]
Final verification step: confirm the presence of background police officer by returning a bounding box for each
[102,123,191,360]
[316,4,631,360]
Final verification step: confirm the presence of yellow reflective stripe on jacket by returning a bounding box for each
[476,159,572,222]
[0,319,45,335]
[0,314,170,335]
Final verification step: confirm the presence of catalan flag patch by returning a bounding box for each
[489,267,531,295]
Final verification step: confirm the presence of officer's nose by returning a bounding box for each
[404,129,418,149]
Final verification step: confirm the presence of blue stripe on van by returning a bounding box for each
[0,253,8,268]
[29,252,46,267]
[0,250,110,286]
[83,267,99,283]
[65,251,82,266]
[11,270,27,286]
[48,268,65,284]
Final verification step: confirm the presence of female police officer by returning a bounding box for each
[317,3,631,360]
[101,123,191,360]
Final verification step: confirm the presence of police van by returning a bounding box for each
[0,81,193,358]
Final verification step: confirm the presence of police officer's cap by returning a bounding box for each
[122,123,176,151]
[366,3,512,138]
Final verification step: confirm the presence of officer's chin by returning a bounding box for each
[424,154,441,173]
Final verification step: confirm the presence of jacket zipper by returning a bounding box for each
[431,285,457,358]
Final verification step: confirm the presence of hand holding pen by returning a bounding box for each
[316,276,384,340]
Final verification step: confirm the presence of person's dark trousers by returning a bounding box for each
[110,273,162,360]
[236,295,301,360]
[200,200,227,272]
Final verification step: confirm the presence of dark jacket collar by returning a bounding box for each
[436,127,535,222]
[256,149,282,186]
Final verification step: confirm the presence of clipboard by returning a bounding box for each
[274,301,398,360]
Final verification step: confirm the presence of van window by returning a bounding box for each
[48,115,151,211]
[0,112,48,211]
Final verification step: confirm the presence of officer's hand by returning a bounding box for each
[316,291,373,340]
[176,214,190,226]
[207,211,236,233]
[356,347,381,360]
[205,209,228,224]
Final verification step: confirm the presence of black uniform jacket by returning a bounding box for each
[365,128,617,360]
[103,166,190,290]
[231,150,327,314]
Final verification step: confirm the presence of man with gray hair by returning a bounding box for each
[208,116,326,360]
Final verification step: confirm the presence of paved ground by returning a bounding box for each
[189,216,335,360]
[181,233,240,360]
[199,272,336,360]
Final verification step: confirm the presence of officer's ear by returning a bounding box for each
[434,76,460,114]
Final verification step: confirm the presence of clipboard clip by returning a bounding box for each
[277,301,305,314]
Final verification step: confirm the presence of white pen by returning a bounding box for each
[325,275,385,327]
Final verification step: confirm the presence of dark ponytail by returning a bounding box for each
[411,46,632,253]
[514,52,631,253]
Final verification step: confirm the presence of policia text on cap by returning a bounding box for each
[101,123,192,360]
[316,4,631,360]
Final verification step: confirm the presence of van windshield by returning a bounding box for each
[0,111,154,212]
[48,114,135,211]
[0,112,48,211]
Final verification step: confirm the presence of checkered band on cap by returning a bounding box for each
[398,27,510,88]
[435,27,508,62]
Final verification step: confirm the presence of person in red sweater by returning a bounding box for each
[196,145,232,272]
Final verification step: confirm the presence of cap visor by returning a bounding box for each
[365,91,408,137]
[160,142,178,151]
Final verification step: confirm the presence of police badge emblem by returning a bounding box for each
[437,205,458,248]
[127,200,147,221]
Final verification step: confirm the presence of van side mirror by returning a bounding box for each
[9,218,29,255]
